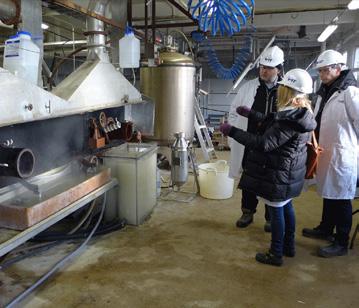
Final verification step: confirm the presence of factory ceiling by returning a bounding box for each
[1,1,359,63]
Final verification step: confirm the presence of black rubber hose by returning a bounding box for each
[30,219,126,242]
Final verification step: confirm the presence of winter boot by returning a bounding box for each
[236,209,254,228]
[318,242,348,258]
[255,251,283,266]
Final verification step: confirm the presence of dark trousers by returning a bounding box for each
[319,198,352,247]
[241,189,270,221]
[268,201,295,257]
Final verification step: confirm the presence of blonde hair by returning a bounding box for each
[277,85,312,111]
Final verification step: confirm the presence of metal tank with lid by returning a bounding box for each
[140,51,196,144]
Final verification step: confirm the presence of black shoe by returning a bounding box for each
[236,210,254,228]
[283,247,296,257]
[302,226,334,241]
[255,251,283,266]
[264,221,271,233]
[318,243,348,258]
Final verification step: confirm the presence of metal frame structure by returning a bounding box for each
[0,179,118,258]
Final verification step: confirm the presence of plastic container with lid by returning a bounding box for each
[3,31,40,85]
[198,160,234,200]
[119,26,140,68]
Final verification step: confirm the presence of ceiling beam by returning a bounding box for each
[165,0,197,24]
[46,0,145,37]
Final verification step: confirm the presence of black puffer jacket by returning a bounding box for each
[228,107,317,202]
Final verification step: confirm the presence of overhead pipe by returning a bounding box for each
[136,21,196,29]
[166,0,198,24]
[0,0,20,25]
[50,0,144,38]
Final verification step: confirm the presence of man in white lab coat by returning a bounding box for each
[228,46,284,230]
[302,50,359,257]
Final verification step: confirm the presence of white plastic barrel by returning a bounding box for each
[3,31,40,85]
[198,160,234,199]
[119,28,140,68]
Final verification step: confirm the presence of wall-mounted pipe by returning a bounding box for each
[0,147,35,178]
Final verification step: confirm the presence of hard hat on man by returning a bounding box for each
[259,46,284,67]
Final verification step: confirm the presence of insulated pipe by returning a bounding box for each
[0,0,20,25]
[0,147,35,178]
[86,0,110,61]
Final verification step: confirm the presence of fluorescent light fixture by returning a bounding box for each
[317,24,338,42]
[348,0,359,10]
[41,23,49,30]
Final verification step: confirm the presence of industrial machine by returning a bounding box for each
[0,0,155,253]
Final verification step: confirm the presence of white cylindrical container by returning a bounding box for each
[3,31,40,85]
[198,160,234,200]
[119,27,140,68]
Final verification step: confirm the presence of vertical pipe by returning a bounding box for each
[86,0,109,61]
[127,0,132,27]
[150,0,156,58]
[144,0,148,58]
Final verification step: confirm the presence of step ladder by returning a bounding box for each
[194,97,218,162]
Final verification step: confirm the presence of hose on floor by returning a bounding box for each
[0,219,126,271]
[5,193,108,308]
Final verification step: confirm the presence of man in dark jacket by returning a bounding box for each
[228,46,285,231]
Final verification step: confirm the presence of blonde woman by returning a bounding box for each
[220,69,316,266]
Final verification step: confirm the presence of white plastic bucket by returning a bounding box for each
[198,160,234,199]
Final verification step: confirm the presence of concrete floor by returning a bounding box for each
[1,151,359,307]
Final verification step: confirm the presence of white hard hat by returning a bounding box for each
[278,68,313,94]
[314,49,346,69]
[259,46,284,67]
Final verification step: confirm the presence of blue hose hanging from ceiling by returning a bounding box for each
[188,0,255,37]
[193,32,252,80]
[188,1,255,79]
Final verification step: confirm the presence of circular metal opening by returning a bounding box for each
[16,149,35,178]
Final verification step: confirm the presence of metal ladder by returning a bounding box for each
[194,97,217,162]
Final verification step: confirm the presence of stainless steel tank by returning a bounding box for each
[140,52,196,144]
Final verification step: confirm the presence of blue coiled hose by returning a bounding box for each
[188,0,255,36]
[192,31,252,80]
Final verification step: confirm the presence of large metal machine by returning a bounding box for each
[0,0,152,235]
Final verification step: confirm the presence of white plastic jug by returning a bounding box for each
[3,31,40,85]
[198,160,234,200]
[119,27,140,68]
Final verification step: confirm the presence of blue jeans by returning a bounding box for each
[268,201,295,257]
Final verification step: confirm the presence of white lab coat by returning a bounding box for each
[314,85,359,199]
[228,78,260,179]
